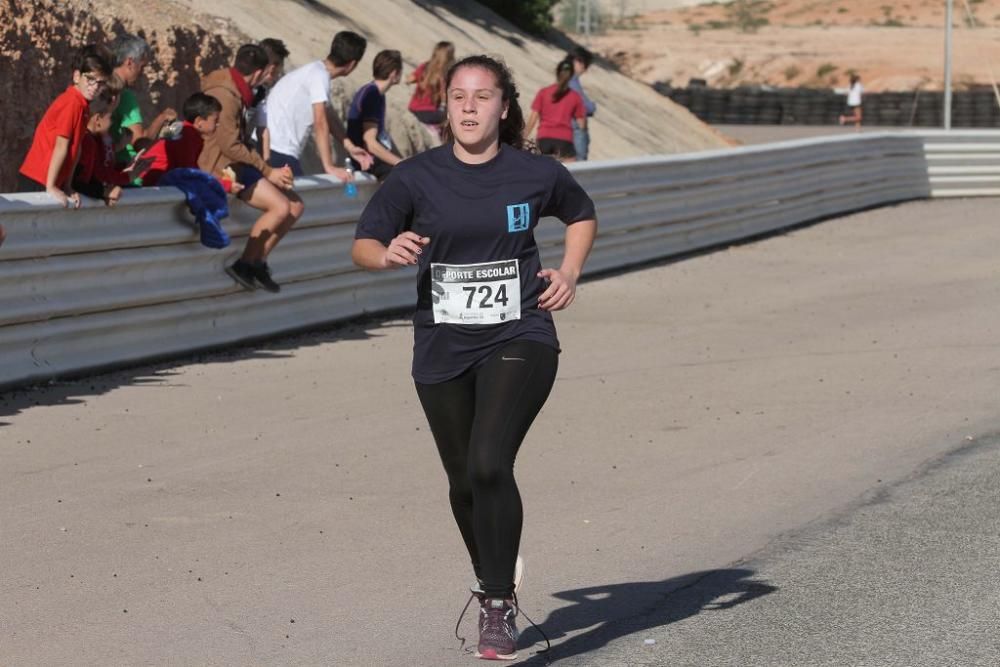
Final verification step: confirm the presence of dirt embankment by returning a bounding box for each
[589,0,1000,92]
[0,0,245,192]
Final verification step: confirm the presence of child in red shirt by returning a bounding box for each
[140,93,240,193]
[73,92,147,206]
[524,58,586,163]
[18,46,113,207]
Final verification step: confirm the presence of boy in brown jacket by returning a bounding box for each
[201,44,300,293]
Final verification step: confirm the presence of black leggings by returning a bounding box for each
[415,340,558,599]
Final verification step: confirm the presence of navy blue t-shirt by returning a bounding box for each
[347,82,388,165]
[355,144,596,384]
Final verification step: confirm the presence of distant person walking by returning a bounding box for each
[566,46,597,160]
[524,58,587,163]
[407,41,455,139]
[839,74,863,130]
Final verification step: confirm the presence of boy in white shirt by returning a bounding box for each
[266,31,373,179]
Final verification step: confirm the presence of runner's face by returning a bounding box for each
[446,66,508,151]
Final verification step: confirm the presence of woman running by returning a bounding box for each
[353,55,597,660]
[407,41,455,139]
[523,58,587,163]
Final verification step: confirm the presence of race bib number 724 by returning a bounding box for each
[430,260,521,325]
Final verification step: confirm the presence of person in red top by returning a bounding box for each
[18,46,113,207]
[139,93,241,194]
[73,91,149,207]
[523,58,587,163]
[407,41,455,139]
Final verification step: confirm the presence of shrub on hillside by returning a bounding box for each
[478,0,561,35]
[726,0,772,33]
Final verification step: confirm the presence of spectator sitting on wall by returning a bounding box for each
[73,91,151,207]
[346,49,404,181]
[201,43,300,293]
[139,92,241,193]
[108,34,177,166]
[251,37,290,160]
[17,45,113,207]
[523,58,587,163]
[264,31,372,178]
[566,46,597,161]
[407,41,455,140]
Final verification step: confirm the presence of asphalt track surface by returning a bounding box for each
[3,197,1000,666]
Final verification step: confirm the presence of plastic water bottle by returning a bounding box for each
[344,157,358,198]
[160,120,184,140]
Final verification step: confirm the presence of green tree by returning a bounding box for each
[478,0,562,35]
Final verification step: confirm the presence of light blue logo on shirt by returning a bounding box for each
[507,203,530,232]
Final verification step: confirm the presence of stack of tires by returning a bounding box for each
[654,83,1000,128]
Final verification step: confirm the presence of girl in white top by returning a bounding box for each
[839,74,863,130]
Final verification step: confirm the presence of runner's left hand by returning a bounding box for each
[537,268,578,311]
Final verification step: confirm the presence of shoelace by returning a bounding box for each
[454,591,551,655]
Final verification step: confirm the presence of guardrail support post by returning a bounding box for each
[944,0,954,130]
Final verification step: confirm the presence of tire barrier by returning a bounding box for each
[655,84,999,128]
[2,131,998,389]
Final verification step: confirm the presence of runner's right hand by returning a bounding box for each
[384,231,430,268]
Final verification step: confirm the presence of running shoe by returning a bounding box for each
[225,259,257,290]
[251,261,281,293]
[476,597,518,661]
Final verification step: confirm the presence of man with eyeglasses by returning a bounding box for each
[17,45,113,207]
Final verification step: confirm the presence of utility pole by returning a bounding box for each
[944,0,953,129]
[576,0,592,41]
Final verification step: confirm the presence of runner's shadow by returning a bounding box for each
[516,568,777,665]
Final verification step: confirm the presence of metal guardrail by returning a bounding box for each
[1,131,997,389]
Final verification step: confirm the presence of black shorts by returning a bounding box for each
[537,138,576,159]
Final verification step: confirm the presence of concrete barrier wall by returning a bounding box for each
[0,131,995,389]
